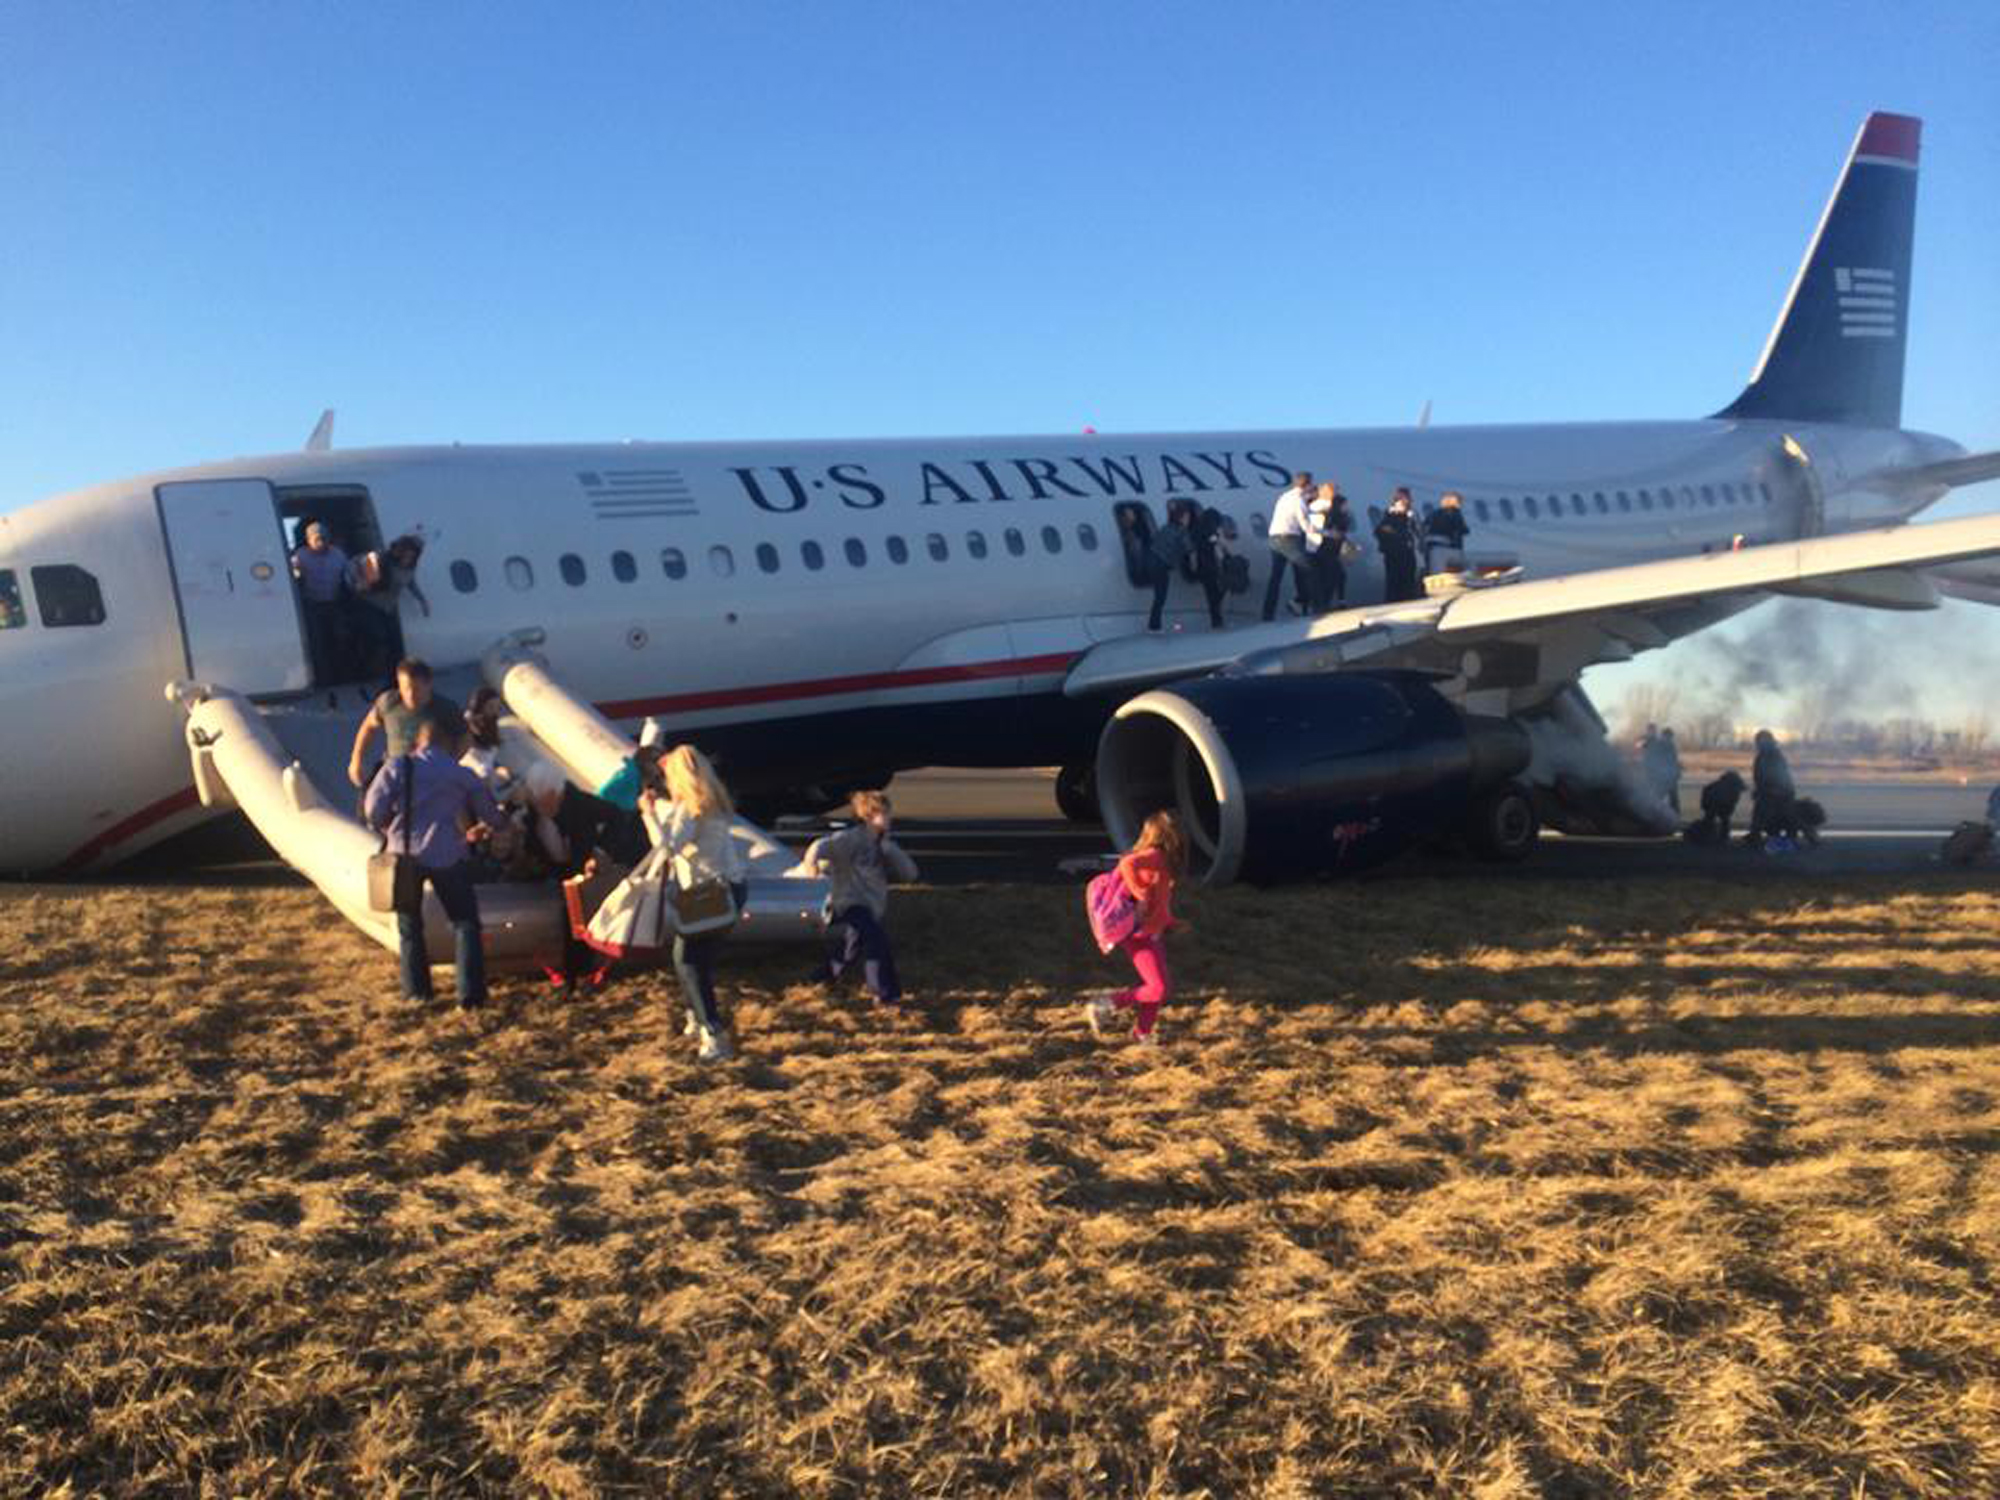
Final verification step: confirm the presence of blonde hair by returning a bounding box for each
[663,744,734,820]
[850,789,891,820]
[1133,808,1187,876]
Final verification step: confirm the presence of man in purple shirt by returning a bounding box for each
[364,720,505,1008]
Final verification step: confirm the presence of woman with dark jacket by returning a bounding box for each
[1374,488,1421,602]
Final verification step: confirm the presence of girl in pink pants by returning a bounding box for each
[1086,810,1186,1045]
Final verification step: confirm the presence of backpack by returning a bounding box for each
[1085,867,1140,954]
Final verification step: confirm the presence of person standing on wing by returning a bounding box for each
[1375,488,1421,601]
[1426,490,1470,574]
[1261,471,1315,621]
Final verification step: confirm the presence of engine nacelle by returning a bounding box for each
[1095,673,1530,884]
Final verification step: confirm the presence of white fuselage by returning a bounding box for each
[0,416,1961,873]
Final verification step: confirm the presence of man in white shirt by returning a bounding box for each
[1261,471,1315,621]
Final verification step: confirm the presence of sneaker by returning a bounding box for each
[682,1011,699,1037]
[1132,1029,1160,1047]
[697,1026,734,1063]
[1084,997,1116,1038]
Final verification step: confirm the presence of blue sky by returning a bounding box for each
[3,2,1995,721]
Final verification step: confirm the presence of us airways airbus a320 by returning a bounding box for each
[3,111,1997,882]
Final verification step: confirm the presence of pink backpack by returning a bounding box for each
[1085,868,1139,954]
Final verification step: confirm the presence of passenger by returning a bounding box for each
[645,746,749,1063]
[594,742,666,858]
[1308,482,1356,612]
[1746,728,1797,848]
[803,790,921,1007]
[1375,488,1422,602]
[458,686,511,800]
[289,520,352,684]
[1260,471,1315,621]
[347,658,465,800]
[362,719,504,1010]
[1146,500,1194,632]
[1426,490,1470,574]
[347,534,432,685]
[1083,808,1187,1047]
[1184,502,1231,629]
[1690,769,1744,843]
[1643,726,1683,815]
[516,763,619,991]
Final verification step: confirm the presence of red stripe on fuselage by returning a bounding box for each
[60,651,1085,869]
[56,784,203,872]
[597,650,1082,719]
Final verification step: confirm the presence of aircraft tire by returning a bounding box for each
[1466,784,1539,862]
[1055,762,1101,825]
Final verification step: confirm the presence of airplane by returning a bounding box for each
[3,109,1998,884]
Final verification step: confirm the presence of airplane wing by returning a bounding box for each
[1063,510,2000,703]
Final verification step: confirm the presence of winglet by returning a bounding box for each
[305,409,336,452]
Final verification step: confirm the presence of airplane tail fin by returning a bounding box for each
[1715,112,1920,428]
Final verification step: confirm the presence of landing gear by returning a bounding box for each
[1055,762,1101,825]
[1464,783,1539,862]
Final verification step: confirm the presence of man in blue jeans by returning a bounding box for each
[364,720,504,1008]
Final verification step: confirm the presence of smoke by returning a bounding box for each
[1601,598,2000,744]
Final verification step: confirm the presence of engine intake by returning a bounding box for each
[1096,673,1530,883]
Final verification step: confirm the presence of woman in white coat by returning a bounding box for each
[644,745,748,1062]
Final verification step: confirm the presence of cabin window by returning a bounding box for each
[801,540,825,571]
[1662,489,1677,510]
[1759,482,1774,505]
[844,538,868,568]
[926,532,949,561]
[1004,528,1026,557]
[1077,522,1099,551]
[886,535,910,565]
[449,560,478,594]
[1571,493,1587,516]
[559,553,587,587]
[1524,495,1542,519]
[505,556,536,590]
[0,569,25,629]
[1681,486,1697,510]
[966,530,989,560]
[611,550,637,582]
[1700,485,1717,508]
[25,565,105,628]
[1721,484,1739,506]
[1473,499,1491,523]
[1041,524,1063,555]
[1251,512,1267,534]
[709,545,735,578]
[755,542,780,574]
[1593,492,1609,514]
[1638,490,1655,511]
[1497,498,1515,521]
[660,548,686,581]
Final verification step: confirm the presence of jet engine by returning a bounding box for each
[1095,672,1533,884]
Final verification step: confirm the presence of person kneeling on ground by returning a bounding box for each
[803,790,921,1006]
[363,719,504,1010]
[1686,769,1745,845]
[644,746,749,1064]
[1085,809,1187,1047]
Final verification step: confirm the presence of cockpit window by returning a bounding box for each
[31,564,106,627]
[0,570,25,629]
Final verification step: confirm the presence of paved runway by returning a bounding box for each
[116,768,1999,888]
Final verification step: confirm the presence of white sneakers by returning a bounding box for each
[697,1025,734,1063]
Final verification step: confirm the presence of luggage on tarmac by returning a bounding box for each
[1942,821,1992,866]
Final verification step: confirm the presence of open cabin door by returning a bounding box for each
[156,479,310,696]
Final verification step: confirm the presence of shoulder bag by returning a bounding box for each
[366,756,424,913]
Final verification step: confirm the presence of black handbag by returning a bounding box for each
[366,756,424,914]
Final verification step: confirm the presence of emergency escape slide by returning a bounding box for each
[167,634,824,972]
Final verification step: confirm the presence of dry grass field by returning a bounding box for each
[4,873,2000,1498]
